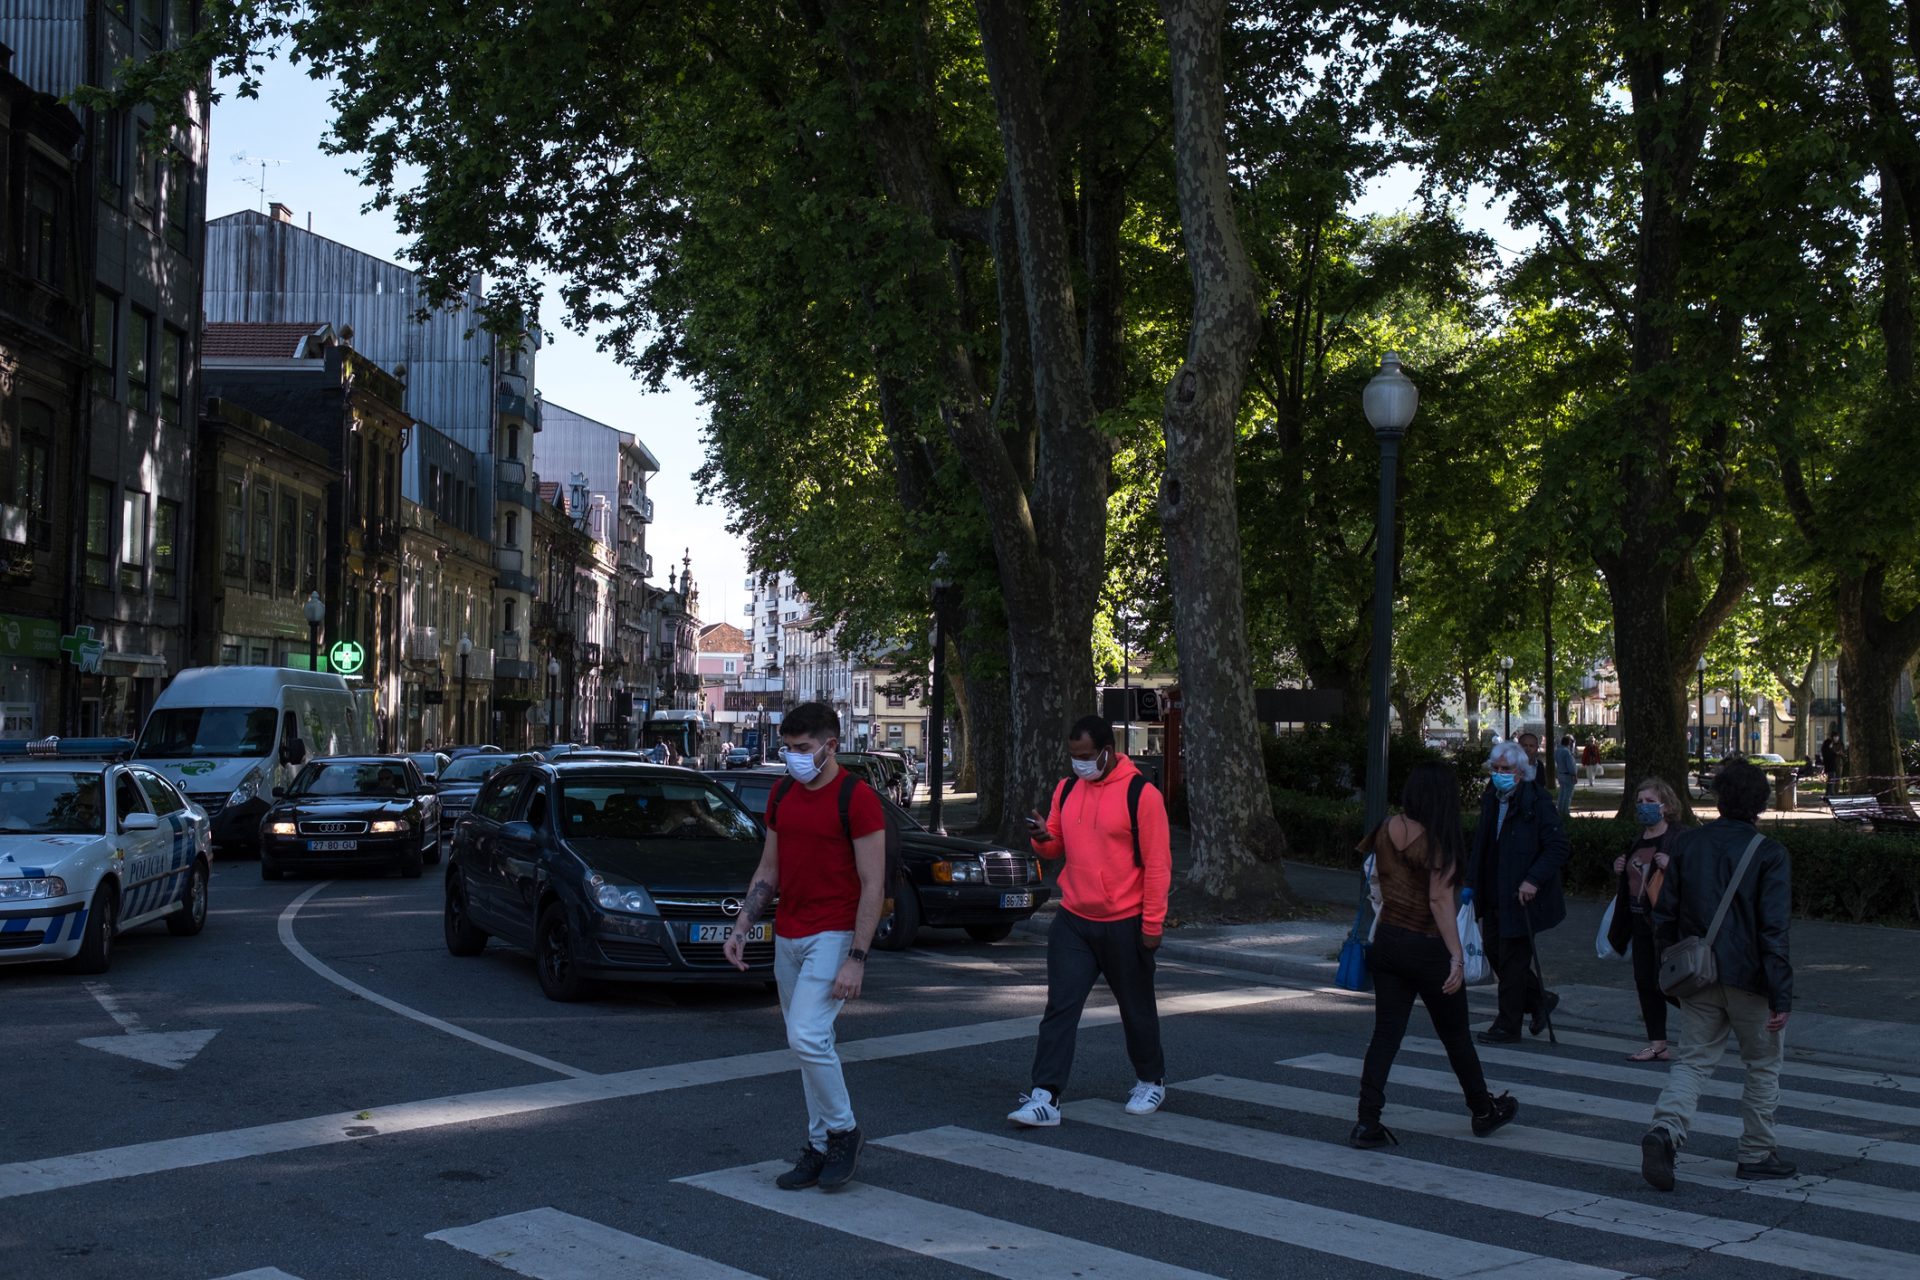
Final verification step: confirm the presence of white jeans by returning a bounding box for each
[775,930,856,1149]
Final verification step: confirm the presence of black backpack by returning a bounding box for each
[1056,773,1150,866]
[771,771,905,901]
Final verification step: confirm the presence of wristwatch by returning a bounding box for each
[848,948,868,964]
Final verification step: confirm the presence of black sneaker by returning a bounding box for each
[1530,992,1560,1037]
[1348,1120,1397,1149]
[1641,1128,1676,1192]
[775,1145,827,1191]
[818,1126,864,1190]
[1471,1093,1518,1137]
[1736,1152,1797,1181]
[1476,1026,1521,1045]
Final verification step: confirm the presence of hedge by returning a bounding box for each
[1271,786,1920,927]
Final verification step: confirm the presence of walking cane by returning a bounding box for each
[1521,892,1558,1045]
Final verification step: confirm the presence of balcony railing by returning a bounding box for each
[457,647,493,681]
[407,625,440,662]
[579,641,601,669]
[496,458,526,487]
[497,632,522,661]
[493,547,523,574]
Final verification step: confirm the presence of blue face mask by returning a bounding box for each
[1636,801,1665,826]
[1490,771,1517,795]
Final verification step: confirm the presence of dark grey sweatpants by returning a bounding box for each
[1030,908,1164,1098]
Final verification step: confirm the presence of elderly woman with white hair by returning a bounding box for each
[1468,739,1570,1044]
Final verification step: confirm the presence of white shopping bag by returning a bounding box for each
[1458,903,1493,985]
[1596,899,1623,959]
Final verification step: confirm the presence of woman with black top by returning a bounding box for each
[1352,763,1519,1148]
[1607,777,1684,1061]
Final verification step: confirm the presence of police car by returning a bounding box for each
[0,737,212,973]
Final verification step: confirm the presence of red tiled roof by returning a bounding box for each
[203,321,333,359]
[538,481,561,507]
[699,622,751,653]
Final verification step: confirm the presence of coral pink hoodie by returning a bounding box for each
[1039,754,1172,936]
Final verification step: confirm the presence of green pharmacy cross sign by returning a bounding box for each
[328,640,366,676]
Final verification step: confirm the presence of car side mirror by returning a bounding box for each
[500,820,536,842]
[270,785,285,798]
[417,781,438,795]
[120,812,160,833]
[281,741,307,767]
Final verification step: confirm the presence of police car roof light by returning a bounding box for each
[0,736,138,760]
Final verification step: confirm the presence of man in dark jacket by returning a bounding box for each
[1641,758,1794,1190]
[1469,740,1570,1044]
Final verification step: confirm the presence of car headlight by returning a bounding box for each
[588,873,657,915]
[932,860,985,884]
[228,768,263,807]
[0,876,68,901]
[268,821,297,836]
[370,819,409,834]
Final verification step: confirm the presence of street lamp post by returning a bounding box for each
[457,633,472,745]
[756,700,767,763]
[1732,668,1744,758]
[1500,655,1514,740]
[304,591,326,672]
[1696,657,1708,781]
[1361,354,1419,832]
[547,656,561,746]
[929,554,953,835]
[614,676,626,748]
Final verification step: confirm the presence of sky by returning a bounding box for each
[206,69,751,630]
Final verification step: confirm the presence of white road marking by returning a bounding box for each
[79,981,221,1070]
[278,882,593,1080]
[0,985,1301,1201]
[680,1160,1221,1279]
[429,1207,763,1279]
[879,1126,1636,1280]
[1183,1074,1920,1223]
[1515,1026,1920,1096]
[1281,1054,1920,1168]
[210,1270,305,1280]
[1070,1098,1920,1280]
[1406,1037,1920,1129]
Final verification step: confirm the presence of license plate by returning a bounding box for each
[688,922,768,944]
[1000,892,1033,908]
[307,839,359,852]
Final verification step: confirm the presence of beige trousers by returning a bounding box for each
[1650,983,1783,1162]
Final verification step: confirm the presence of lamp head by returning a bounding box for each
[457,633,473,657]
[1500,656,1513,672]
[547,657,561,677]
[1362,352,1419,439]
[1697,656,1708,673]
[303,591,326,626]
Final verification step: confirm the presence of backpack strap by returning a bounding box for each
[1058,775,1078,813]
[1127,774,1147,867]
[770,777,795,829]
[837,770,858,846]
[1703,834,1766,946]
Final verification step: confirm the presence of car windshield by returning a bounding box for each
[289,762,413,798]
[440,756,510,783]
[558,777,759,842]
[137,706,278,759]
[0,771,106,834]
[407,753,443,773]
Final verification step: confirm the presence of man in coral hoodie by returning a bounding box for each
[1008,715,1173,1127]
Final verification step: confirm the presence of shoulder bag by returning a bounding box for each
[1657,833,1764,999]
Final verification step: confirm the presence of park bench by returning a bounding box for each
[1824,792,1920,834]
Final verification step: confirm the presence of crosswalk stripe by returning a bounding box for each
[428,1207,763,1279]
[678,1161,1221,1279]
[1543,1027,1920,1095]
[878,1126,1637,1280]
[210,1270,304,1280]
[1182,1074,1920,1223]
[1404,1037,1920,1129]
[1067,1098,1920,1280]
[1281,1054,1920,1169]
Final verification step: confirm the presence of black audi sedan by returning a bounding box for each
[443,759,774,1000]
[704,767,1049,950]
[259,756,441,880]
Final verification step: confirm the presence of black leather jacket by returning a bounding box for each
[1652,818,1793,1011]
[1468,782,1569,939]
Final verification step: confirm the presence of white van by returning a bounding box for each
[135,666,367,853]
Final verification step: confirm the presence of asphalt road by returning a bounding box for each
[7,860,1920,1280]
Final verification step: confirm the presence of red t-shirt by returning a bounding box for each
[766,771,885,939]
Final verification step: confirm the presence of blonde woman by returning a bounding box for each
[1606,777,1685,1060]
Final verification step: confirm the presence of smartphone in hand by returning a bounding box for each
[1025,808,1051,842]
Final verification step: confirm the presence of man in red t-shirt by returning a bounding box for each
[724,701,887,1191]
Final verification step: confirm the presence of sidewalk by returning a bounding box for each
[924,788,1920,1069]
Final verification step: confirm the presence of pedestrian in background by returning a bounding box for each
[1352,762,1519,1148]
[1011,715,1172,1128]
[1582,738,1602,785]
[1820,732,1846,796]
[1469,740,1570,1044]
[1554,735,1578,816]
[1642,758,1795,1189]
[1517,731,1551,798]
[1608,777,1684,1062]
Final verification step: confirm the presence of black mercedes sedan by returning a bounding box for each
[259,756,441,880]
[704,767,1049,950]
[443,758,774,1000]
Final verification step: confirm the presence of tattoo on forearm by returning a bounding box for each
[737,879,775,929]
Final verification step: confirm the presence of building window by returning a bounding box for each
[132,127,156,210]
[92,291,117,396]
[277,491,297,591]
[506,425,519,460]
[302,500,319,589]
[159,325,184,423]
[169,0,195,42]
[127,307,153,408]
[154,500,179,596]
[251,482,273,588]
[94,111,125,206]
[504,511,518,547]
[164,152,190,253]
[24,171,62,288]
[222,477,245,579]
[120,490,148,592]
[428,464,441,516]
[724,659,736,674]
[16,405,52,549]
[85,481,112,587]
[886,691,905,708]
[137,0,163,45]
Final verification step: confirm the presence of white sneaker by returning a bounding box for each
[1007,1089,1061,1127]
[1125,1081,1167,1115]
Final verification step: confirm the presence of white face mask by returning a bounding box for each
[1070,751,1107,781]
[782,745,828,784]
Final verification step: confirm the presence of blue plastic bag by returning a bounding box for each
[1335,900,1372,992]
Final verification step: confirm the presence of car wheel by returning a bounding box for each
[423,832,442,867]
[397,842,424,879]
[70,884,117,974]
[535,902,589,1001]
[874,879,921,952]
[260,858,284,881]
[166,859,210,937]
[444,872,489,956]
[964,922,1014,944]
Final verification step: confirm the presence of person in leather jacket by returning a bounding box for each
[1467,740,1569,1044]
[1641,758,1794,1190]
